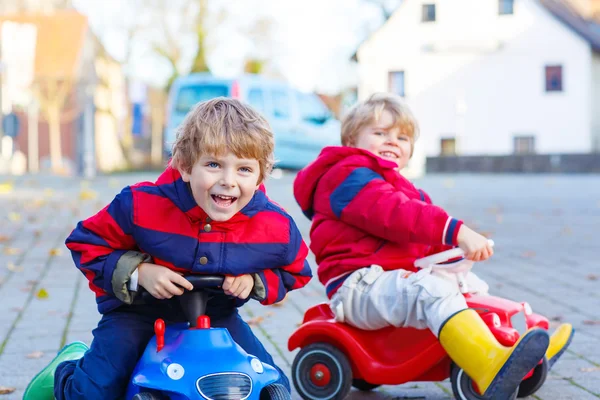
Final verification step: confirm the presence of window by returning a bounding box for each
[499,0,514,15]
[388,71,405,97]
[298,92,330,125]
[422,4,436,22]
[440,137,456,156]
[513,135,535,154]
[247,88,266,115]
[271,89,291,119]
[175,85,229,114]
[545,65,563,92]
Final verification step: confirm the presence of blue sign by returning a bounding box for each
[132,103,144,137]
[2,113,20,138]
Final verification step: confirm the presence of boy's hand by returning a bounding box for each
[223,274,254,300]
[456,225,494,262]
[138,263,194,299]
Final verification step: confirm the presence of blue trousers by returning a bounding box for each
[54,298,289,400]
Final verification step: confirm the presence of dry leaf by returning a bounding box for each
[26,351,45,359]
[3,247,21,255]
[271,296,288,307]
[0,235,10,242]
[247,316,264,326]
[36,288,49,299]
[586,274,598,281]
[33,230,41,238]
[7,262,23,272]
[582,320,600,325]
[561,226,572,235]
[550,315,564,322]
[8,212,21,222]
[580,367,600,372]
[0,386,16,395]
[0,182,14,193]
[79,189,98,200]
[49,248,62,256]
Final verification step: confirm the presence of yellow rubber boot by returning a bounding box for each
[439,309,549,398]
[546,323,574,368]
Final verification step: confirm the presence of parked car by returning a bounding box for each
[165,73,341,169]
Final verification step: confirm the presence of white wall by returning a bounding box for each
[593,52,600,151]
[357,0,593,176]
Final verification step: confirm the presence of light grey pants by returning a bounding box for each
[329,265,487,336]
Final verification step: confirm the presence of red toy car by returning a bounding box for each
[288,243,568,400]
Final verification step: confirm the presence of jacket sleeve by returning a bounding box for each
[418,188,456,255]
[328,166,463,246]
[253,217,312,305]
[65,187,138,299]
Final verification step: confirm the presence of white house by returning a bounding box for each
[354,0,600,176]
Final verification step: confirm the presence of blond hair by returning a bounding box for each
[341,93,420,155]
[171,97,275,182]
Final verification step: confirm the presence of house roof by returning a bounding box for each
[351,0,600,61]
[0,10,89,79]
[540,0,600,51]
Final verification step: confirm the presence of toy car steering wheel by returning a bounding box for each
[414,240,494,269]
[139,274,225,302]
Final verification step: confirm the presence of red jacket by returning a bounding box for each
[293,147,462,298]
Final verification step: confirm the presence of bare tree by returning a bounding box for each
[32,77,79,172]
[190,0,210,74]
[362,0,403,21]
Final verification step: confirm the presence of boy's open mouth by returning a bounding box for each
[211,194,238,208]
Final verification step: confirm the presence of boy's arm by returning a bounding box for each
[251,218,312,305]
[417,189,455,254]
[330,166,463,246]
[65,186,142,303]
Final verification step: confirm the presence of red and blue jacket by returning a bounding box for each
[293,147,462,298]
[66,167,312,314]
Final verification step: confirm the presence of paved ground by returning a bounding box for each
[0,171,599,399]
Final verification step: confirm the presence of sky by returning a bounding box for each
[71,0,390,94]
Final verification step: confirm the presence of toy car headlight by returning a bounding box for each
[250,358,264,374]
[523,302,532,316]
[166,363,185,380]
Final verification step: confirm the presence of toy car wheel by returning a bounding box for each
[352,378,380,391]
[517,357,549,398]
[260,383,291,400]
[451,364,518,400]
[292,343,353,400]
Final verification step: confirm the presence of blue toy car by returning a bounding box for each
[125,275,290,400]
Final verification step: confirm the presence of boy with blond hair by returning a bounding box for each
[294,93,552,398]
[25,98,312,400]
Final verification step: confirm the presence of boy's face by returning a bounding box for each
[353,110,412,170]
[181,152,261,221]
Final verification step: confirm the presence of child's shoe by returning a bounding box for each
[23,341,89,400]
[546,323,574,368]
[439,309,549,398]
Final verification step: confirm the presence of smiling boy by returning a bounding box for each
[293,93,549,398]
[24,98,312,400]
